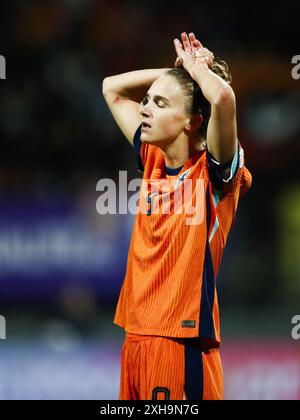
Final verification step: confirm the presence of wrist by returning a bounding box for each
[188,62,209,85]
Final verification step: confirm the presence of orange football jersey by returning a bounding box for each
[114,125,252,344]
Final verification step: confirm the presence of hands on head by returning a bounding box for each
[173,32,214,72]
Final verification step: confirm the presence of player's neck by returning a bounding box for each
[161,133,198,169]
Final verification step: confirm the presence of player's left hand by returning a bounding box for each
[174,32,214,72]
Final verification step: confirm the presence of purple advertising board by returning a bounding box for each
[0,194,133,301]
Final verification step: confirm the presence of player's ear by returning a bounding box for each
[185,113,203,133]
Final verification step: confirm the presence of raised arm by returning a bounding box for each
[102,69,168,145]
[174,32,237,166]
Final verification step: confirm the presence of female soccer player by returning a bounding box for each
[103,32,252,400]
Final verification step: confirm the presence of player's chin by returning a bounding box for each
[141,130,164,146]
[140,132,153,144]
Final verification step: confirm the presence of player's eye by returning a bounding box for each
[156,101,166,108]
[141,96,148,106]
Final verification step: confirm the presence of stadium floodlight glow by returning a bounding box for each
[291,55,300,80]
[0,315,6,340]
[0,55,6,80]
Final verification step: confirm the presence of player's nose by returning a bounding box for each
[140,103,152,119]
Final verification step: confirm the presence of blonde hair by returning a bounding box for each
[212,59,232,84]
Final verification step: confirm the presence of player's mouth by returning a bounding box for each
[141,122,151,132]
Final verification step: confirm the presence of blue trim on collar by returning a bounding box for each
[133,125,144,174]
[165,165,184,176]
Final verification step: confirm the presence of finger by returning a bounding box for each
[189,32,203,49]
[207,57,214,68]
[198,57,209,67]
[199,56,213,68]
[174,38,183,49]
[189,33,198,55]
[189,32,196,45]
[181,32,192,54]
[174,38,188,65]
[189,33,202,48]
[175,57,183,68]
[201,48,214,60]
[173,38,183,55]
[196,47,214,61]
[192,40,203,50]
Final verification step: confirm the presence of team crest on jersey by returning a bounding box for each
[174,169,191,188]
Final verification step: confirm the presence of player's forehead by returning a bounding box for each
[148,75,183,104]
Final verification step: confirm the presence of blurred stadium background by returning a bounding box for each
[0,0,299,400]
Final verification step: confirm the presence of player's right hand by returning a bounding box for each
[174,32,214,70]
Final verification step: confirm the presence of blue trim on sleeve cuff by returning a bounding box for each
[206,141,240,191]
[223,144,239,183]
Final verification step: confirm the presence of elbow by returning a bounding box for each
[212,85,235,108]
[102,77,123,104]
[102,77,111,97]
